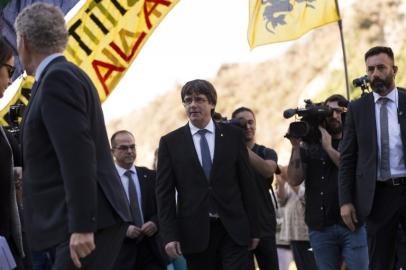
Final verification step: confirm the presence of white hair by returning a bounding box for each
[14,3,68,54]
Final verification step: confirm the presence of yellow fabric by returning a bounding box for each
[65,0,179,102]
[248,0,340,48]
[0,0,179,126]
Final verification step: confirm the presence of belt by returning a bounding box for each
[377,177,406,187]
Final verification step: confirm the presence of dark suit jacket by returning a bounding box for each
[156,122,259,254]
[339,88,406,219]
[117,166,167,266]
[21,56,131,251]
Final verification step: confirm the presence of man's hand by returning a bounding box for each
[248,238,260,251]
[288,137,301,148]
[340,203,358,232]
[141,221,157,237]
[165,241,182,258]
[319,126,340,167]
[69,232,95,268]
[319,126,332,151]
[126,225,142,239]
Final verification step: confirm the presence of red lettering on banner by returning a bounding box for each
[92,60,125,95]
[110,31,147,62]
[143,0,171,29]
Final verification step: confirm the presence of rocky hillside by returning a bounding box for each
[108,0,406,167]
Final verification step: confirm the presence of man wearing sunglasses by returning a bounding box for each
[288,94,369,270]
[110,130,166,270]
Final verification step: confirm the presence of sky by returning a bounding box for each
[1,0,352,121]
[101,0,297,121]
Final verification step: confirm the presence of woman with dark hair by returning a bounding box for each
[0,37,28,269]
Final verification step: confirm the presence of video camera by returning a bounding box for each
[283,100,334,144]
[213,112,247,129]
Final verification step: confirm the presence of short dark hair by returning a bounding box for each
[110,130,134,148]
[324,94,347,106]
[364,46,394,62]
[0,37,13,64]
[231,107,255,119]
[180,79,217,106]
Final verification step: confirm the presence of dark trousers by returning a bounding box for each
[184,219,249,270]
[249,235,279,270]
[113,236,166,270]
[367,183,406,270]
[290,241,317,270]
[50,222,127,270]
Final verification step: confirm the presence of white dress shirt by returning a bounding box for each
[373,88,406,180]
[188,119,215,165]
[115,164,144,220]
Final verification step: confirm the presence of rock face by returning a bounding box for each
[108,0,406,166]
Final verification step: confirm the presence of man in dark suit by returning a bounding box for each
[156,79,260,270]
[111,130,166,270]
[15,3,131,269]
[339,46,406,269]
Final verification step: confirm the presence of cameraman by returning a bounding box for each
[287,94,368,270]
[232,107,279,270]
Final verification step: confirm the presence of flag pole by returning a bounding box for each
[335,0,350,100]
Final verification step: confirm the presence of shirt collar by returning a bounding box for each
[115,164,136,177]
[35,53,63,82]
[189,118,215,135]
[373,87,397,104]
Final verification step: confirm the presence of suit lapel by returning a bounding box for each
[210,123,225,181]
[135,167,147,212]
[364,94,378,157]
[397,90,406,162]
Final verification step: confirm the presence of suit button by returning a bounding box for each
[208,186,213,191]
[320,207,324,210]
[320,192,324,196]
[91,217,96,222]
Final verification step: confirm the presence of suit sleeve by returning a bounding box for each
[40,68,97,233]
[237,131,260,238]
[155,137,179,244]
[146,169,159,228]
[338,102,358,206]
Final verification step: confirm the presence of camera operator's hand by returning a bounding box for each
[288,137,301,148]
[319,126,340,167]
[319,126,332,151]
[340,203,358,232]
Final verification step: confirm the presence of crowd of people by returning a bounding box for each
[1,2,406,270]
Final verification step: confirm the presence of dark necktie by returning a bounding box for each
[198,129,212,179]
[379,97,391,180]
[124,170,143,226]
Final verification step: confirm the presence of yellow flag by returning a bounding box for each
[0,0,179,127]
[248,0,340,48]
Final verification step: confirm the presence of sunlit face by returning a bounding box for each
[234,110,256,142]
[0,56,15,98]
[112,133,136,169]
[183,93,215,129]
[325,101,343,135]
[366,53,397,96]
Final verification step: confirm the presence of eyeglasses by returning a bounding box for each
[1,63,16,78]
[114,144,136,151]
[183,96,209,105]
[366,64,393,74]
